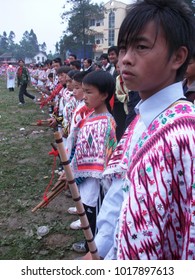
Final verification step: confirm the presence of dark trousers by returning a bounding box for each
[19,83,34,103]
[113,96,127,142]
[125,91,141,129]
[82,185,104,252]
[83,203,96,252]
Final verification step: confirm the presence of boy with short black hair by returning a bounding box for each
[83,0,195,260]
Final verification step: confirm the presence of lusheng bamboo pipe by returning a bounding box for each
[31,180,66,212]
[30,119,50,126]
[54,131,100,260]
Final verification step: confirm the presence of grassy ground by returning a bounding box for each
[0,77,83,260]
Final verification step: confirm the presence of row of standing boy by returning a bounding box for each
[30,54,125,254]
[13,0,195,259]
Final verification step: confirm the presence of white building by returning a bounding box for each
[33,51,47,64]
[90,0,128,59]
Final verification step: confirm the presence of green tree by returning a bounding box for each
[61,0,104,58]
[0,29,50,60]
[19,29,39,59]
[13,43,25,60]
[0,32,9,54]
[7,31,16,52]
[39,42,47,52]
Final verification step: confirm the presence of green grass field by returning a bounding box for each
[0,77,82,260]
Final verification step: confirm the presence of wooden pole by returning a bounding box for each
[54,131,100,260]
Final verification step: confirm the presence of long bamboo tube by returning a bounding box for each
[54,131,100,260]
[32,180,66,212]
[30,120,50,126]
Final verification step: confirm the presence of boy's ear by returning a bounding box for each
[172,46,188,70]
[102,92,108,101]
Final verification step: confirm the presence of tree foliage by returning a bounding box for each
[19,30,39,58]
[0,0,105,60]
[60,0,105,58]
[0,29,48,60]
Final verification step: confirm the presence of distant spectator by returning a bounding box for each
[83,58,94,74]
[69,54,77,62]
[52,57,63,69]
[52,57,63,86]
[100,53,115,76]
[108,46,119,79]
[94,62,102,71]
[16,59,36,105]
[6,64,16,92]
[70,60,81,71]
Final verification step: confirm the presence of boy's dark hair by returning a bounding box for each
[56,65,71,75]
[18,59,24,63]
[118,0,195,82]
[48,73,54,79]
[69,53,77,60]
[53,57,62,66]
[73,71,87,83]
[108,46,119,56]
[82,70,115,113]
[84,58,93,65]
[70,60,81,70]
[100,53,109,62]
[67,70,80,79]
[94,61,102,69]
[44,59,52,66]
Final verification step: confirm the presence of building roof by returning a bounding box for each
[0,52,12,58]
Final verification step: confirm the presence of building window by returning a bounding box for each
[108,29,115,46]
[96,19,103,26]
[95,33,103,45]
[89,19,95,26]
[109,11,115,29]
[108,11,115,46]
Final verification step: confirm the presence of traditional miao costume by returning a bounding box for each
[71,111,117,238]
[57,87,75,145]
[65,100,93,159]
[118,84,195,259]
[50,86,70,132]
[62,95,77,140]
[37,68,47,91]
[94,82,195,260]
[6,65,16,91]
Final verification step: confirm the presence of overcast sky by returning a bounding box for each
[1,0,132,53]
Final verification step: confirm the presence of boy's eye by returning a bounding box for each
[119,47,126,55]
[136,44,147,50]
[136,44,149,50]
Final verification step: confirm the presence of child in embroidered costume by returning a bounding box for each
[6,64,16,92]
[82,0,195,260]
[63,71,87,137]
[47,66,73,130]
[62,70,117,253]
[65,71,93,160]
[61,71,79,141]
[61,71,93,200]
